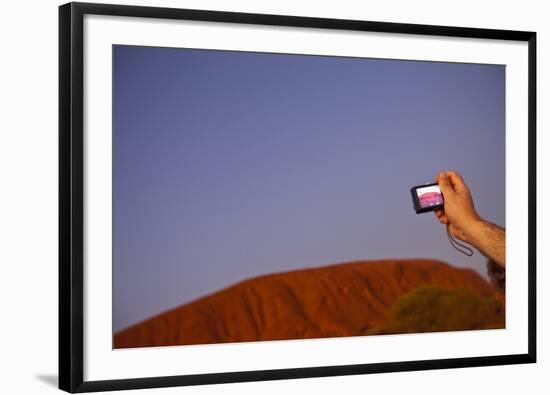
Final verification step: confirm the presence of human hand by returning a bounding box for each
[434,171,482,243]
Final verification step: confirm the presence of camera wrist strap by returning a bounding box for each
[446,224,474,256]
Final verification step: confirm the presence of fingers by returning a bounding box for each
[437,170,469,194]
[445,171,468,193]
[437,172,453,196]
[434,209,448,224]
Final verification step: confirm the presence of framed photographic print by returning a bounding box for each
[59,2,537,393]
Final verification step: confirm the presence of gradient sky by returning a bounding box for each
[113,45,505,332]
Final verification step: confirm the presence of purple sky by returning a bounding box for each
[113,45,505,332]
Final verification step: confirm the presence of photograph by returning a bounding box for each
[417,185,444,208]
[111,44,506,349]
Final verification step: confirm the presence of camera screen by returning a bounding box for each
[416,185,444,208]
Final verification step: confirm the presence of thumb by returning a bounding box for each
[438,172,454,196]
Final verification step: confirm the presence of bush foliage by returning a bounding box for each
[386,285,503,333]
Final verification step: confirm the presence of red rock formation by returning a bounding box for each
[114,259,497,349]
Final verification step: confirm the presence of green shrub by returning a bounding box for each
[386,285,503,333]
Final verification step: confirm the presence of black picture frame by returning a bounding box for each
[59,2,537,393]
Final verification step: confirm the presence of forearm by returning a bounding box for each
[464,220,506,268]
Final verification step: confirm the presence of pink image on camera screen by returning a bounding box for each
[417,185,444,208]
